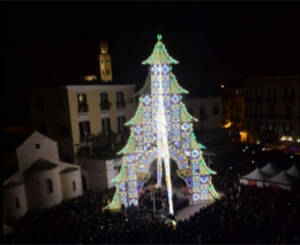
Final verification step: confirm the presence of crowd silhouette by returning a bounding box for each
[3,141,299,244]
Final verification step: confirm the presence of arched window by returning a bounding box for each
[46,179,53,194]
[72,181,76,191]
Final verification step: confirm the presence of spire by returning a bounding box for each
[142,35,179,65]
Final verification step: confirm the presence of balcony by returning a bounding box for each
[99,101,112,111]
[78,104,89,113]
[116,100,127,109]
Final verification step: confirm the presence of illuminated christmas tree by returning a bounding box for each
[108,35,219,213]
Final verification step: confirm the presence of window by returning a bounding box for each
[268,89,277,101]
[72,181,76,191]
[187,108,194,116]
[117,116,126,133]
[213,106,220,115]
[256,89,262,99]
[102,70,105,76]
[283,124,293,132]
[79,121,91,141]
[101,93,108,103]
[106,60,110,64]
[77,94,88,113]
[267,123,275,132]
[101,60,104,64]
[117,92,124,102]
[15,198,20,209]
[78,94,87,105]
[102,118,111,136]
[199,107,206,119]
[116,92,126,108]
[106,70,110,75]
[285,88,294,101]
[46,179,53,194]
[100,93,111,110]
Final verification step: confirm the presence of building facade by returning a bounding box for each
[183,96,223,145]
[221,87,244,128]
[184,96,222,132]
[243,74,300,143]
[29,84,136,163]
[3,131,83,225]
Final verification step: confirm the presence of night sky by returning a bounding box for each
[4,3,300,125]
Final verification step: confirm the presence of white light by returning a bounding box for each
[257,141,260,145]
[243,149,246,152]
[252,151,255,154]
[262,148,265,151]
[221,84,225,88]
[297,139,300,143]
[252,160,255,163]
[246,146,249,149]
[236,91,238,94]
[291,156,294,159]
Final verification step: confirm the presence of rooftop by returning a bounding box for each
[24,159,57,175]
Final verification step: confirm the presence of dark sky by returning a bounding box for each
[4,3,300,124]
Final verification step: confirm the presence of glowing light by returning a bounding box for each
[257,141,261,145]
[281,136,293,142]
[223,122,232,128]
[221,84,225,88]
[262,148,265,151]
[297,139,300,143]
[291,156,294,159]
[236,91,238,94]
[252,160,255,163]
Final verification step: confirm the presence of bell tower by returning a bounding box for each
[99,41,113,82]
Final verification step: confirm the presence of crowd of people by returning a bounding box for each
[3,141,299,244]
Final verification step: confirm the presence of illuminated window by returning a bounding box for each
[106,70,110,75]
[106,60,110,64]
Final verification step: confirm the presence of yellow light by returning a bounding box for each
[222,122,231,128]
[236,91,238,94]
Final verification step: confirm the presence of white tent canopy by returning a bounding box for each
[286,165,300,179]
[240,168,272,187]
[260,164,282,176]
[265,171,299,191]
[241,168,272,181]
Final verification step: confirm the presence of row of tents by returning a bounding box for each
[240,164,299,191]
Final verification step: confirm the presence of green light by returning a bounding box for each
[157,34,162,41]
